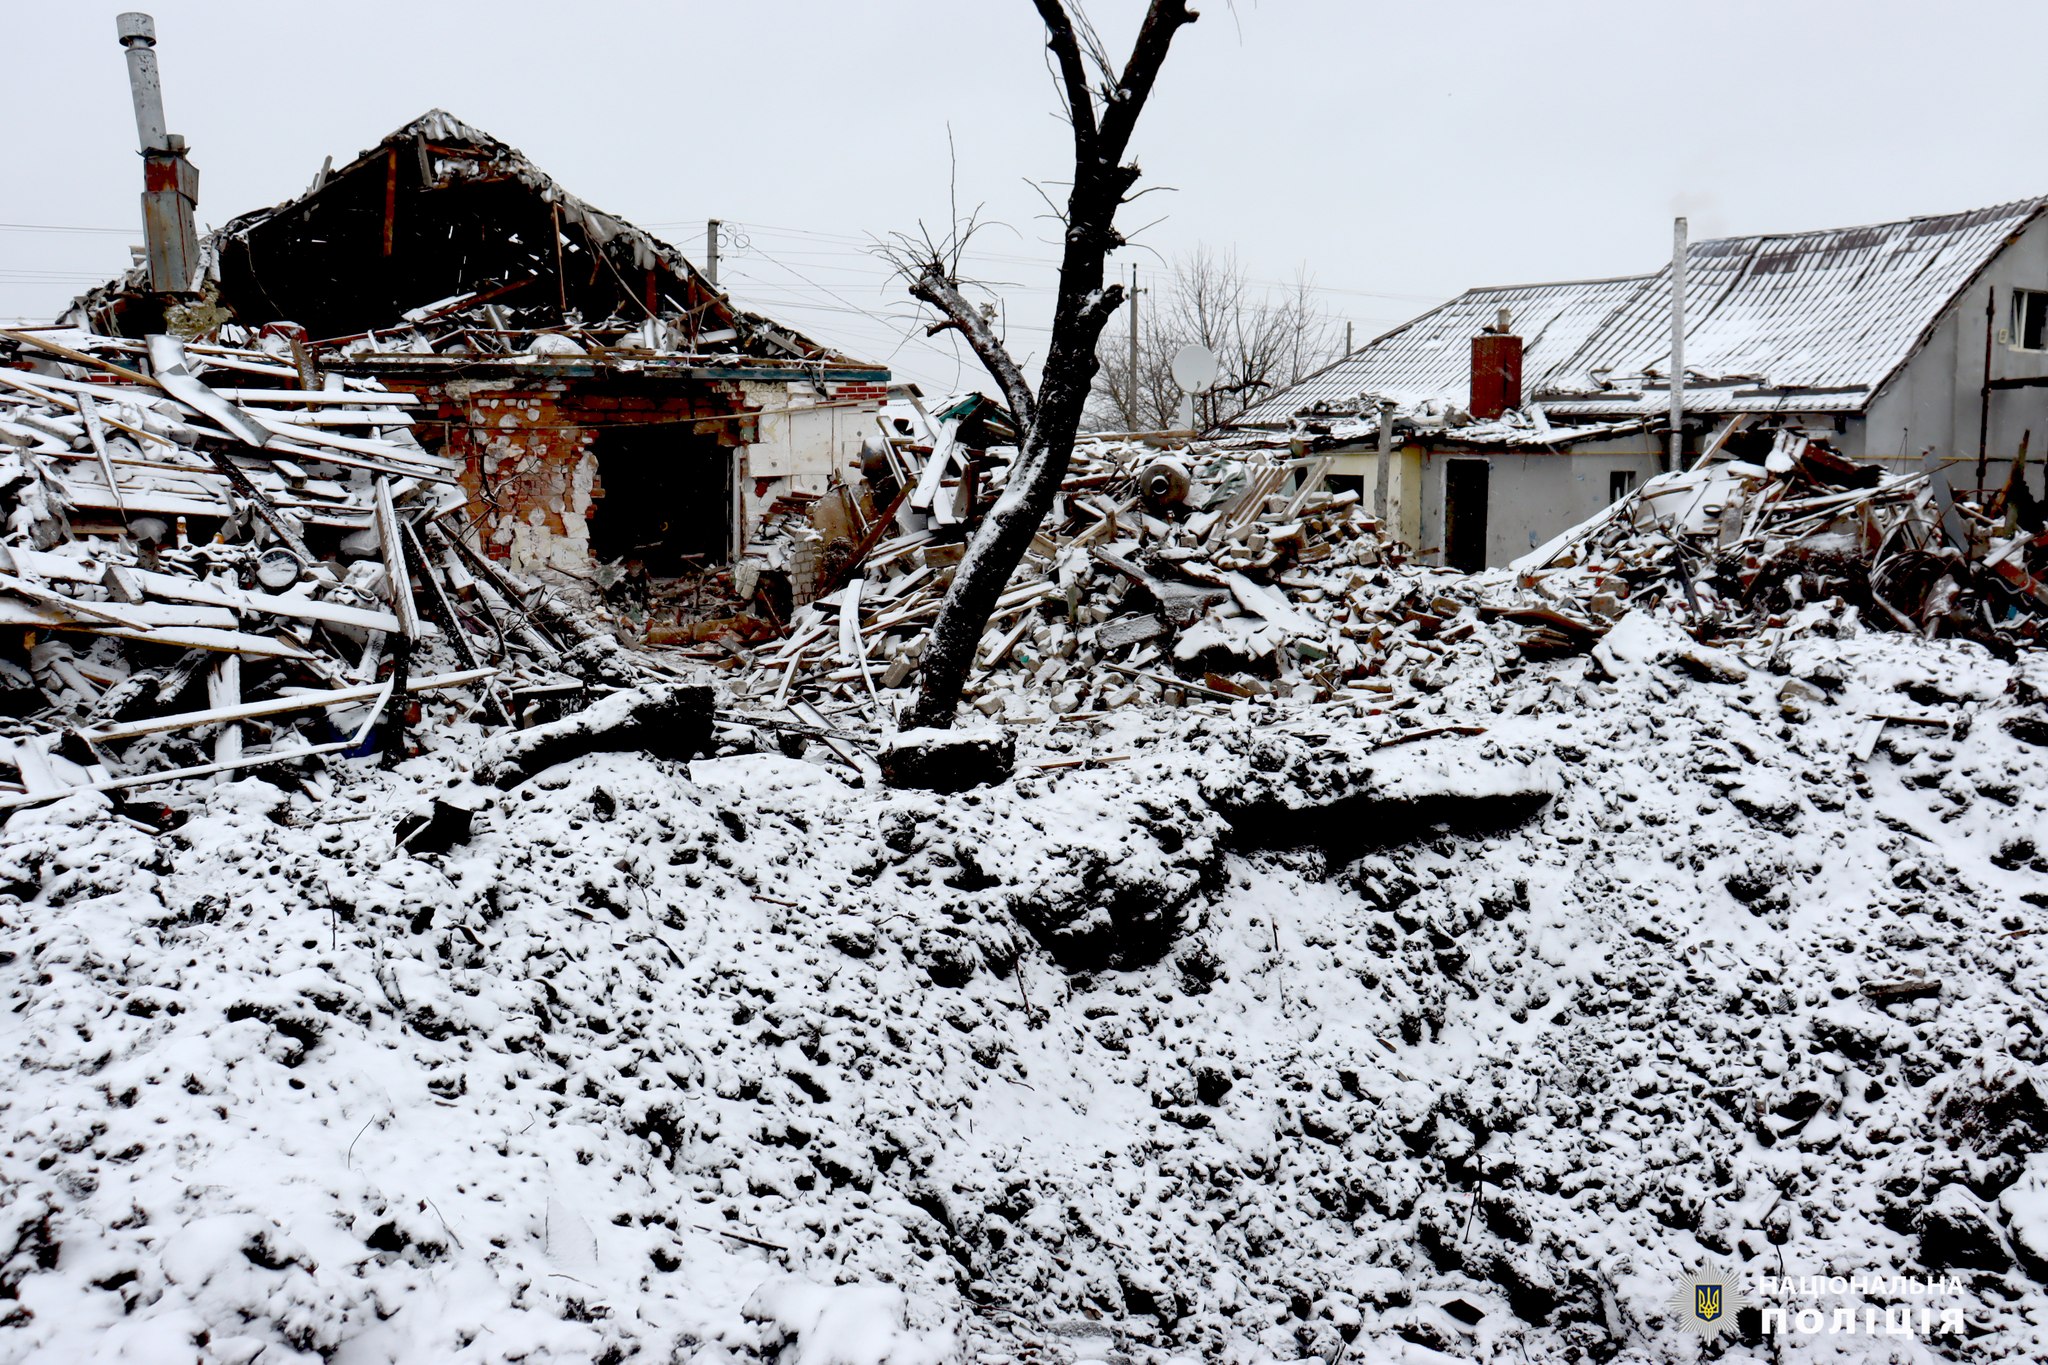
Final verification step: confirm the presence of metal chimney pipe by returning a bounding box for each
[705,219,721,288]
[115,12,201,297]
[115,12,168,151]
[1669,216,1688,471]
[1373,397,1397,526]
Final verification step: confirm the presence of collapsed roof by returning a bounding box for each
[67,110,851,366]
[1237,196,2048,427]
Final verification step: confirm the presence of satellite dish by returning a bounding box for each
[1170,343,1218,394]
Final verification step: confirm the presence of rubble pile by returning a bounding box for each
[736,438,1504,726]
[5,608,2048,1362]
[1517,433,2048,649]
[0,328,646,812]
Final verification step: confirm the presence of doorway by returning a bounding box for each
[1443,459,1490,572]
[588,424,732,575]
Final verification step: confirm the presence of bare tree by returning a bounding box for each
[1092,247,1344,432]
[888,0,1197,731]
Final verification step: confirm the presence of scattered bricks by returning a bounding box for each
[880,725,1015,793]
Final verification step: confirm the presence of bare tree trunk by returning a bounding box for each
[898,0,1198,730]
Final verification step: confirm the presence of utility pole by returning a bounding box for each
[705,219,721,289]
[1668,216,1687,471]
[115,12,200,299]
[1977,285,1995,491]
[1128,262,1141,428]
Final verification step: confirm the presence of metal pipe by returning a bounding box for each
[1669,216,1687,472]
[1977,285,1995,491]
[705,219,720,288]
[115,12,167,152]
[1128,263,1140,427]
[115,11,200,297]
[1374,397,1397,526]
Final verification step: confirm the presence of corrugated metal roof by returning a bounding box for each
[1544,197,2047,404]
[1233,196,2048,428]
[1233,275,1649,426]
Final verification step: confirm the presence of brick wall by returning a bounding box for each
[385,376,749,576]
[375,373,885,579]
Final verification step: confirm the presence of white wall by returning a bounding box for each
[1862,211,2048,492]
[1322,438,1663,567]
[1413,439,1666,566]
[737,380,875,543]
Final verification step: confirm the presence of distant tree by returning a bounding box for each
[1090,247,1344,432]
[887,0,1197,731]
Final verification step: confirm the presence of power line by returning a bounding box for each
[0,222,136,235]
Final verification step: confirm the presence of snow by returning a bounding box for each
[1,602,2047,1360]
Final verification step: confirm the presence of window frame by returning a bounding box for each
[2012,288,2048,353]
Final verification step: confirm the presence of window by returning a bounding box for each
[1609,469,1637,503]
[2015,289,2048,351]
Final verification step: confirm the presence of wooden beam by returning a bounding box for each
[382,148,399,257]
[77,667,495,744]
[400,521,511,727]
[372,477,422,641]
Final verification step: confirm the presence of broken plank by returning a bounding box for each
[0,570,153,631]
[257,407,416,428]
[125,566,406,635]
[248,412,457,469]
[208,654,243,765]
[839,576,880,712]
[909,419,960,512]
[149,335,273,448]
[210,387,421,407]
[373,477,422,640]
[787,698,868,775]
[74,389,125,518]
[77,667,497,744]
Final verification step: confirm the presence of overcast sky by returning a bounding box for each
[9,1,2048,393]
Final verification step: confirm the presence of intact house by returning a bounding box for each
[64,110,889,606]
[1226,196,2048,569]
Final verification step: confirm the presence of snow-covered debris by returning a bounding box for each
[0,327,683,813]
[6,326,2048,1363]
[3,589,2046,1360]
[1518,437,2048,650]
[878,725,1015,792]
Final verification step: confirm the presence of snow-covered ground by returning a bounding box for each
[3,602,2046,1363]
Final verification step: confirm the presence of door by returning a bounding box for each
[1444,459,1490,572]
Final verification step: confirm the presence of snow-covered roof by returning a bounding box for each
[1233,276,1648,425]
[1235,195,2048,428]
[1545,195,2048,410]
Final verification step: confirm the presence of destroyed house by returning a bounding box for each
[1232,196,2048,568]
[66,111,890,585]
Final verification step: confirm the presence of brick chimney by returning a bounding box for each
[1469,307,1522,420]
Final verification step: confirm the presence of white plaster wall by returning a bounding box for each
[737,381,872,533]
[1413,440,1665,567]
[1863,211,2048,493]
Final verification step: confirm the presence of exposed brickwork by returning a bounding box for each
[380,376,750,573]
